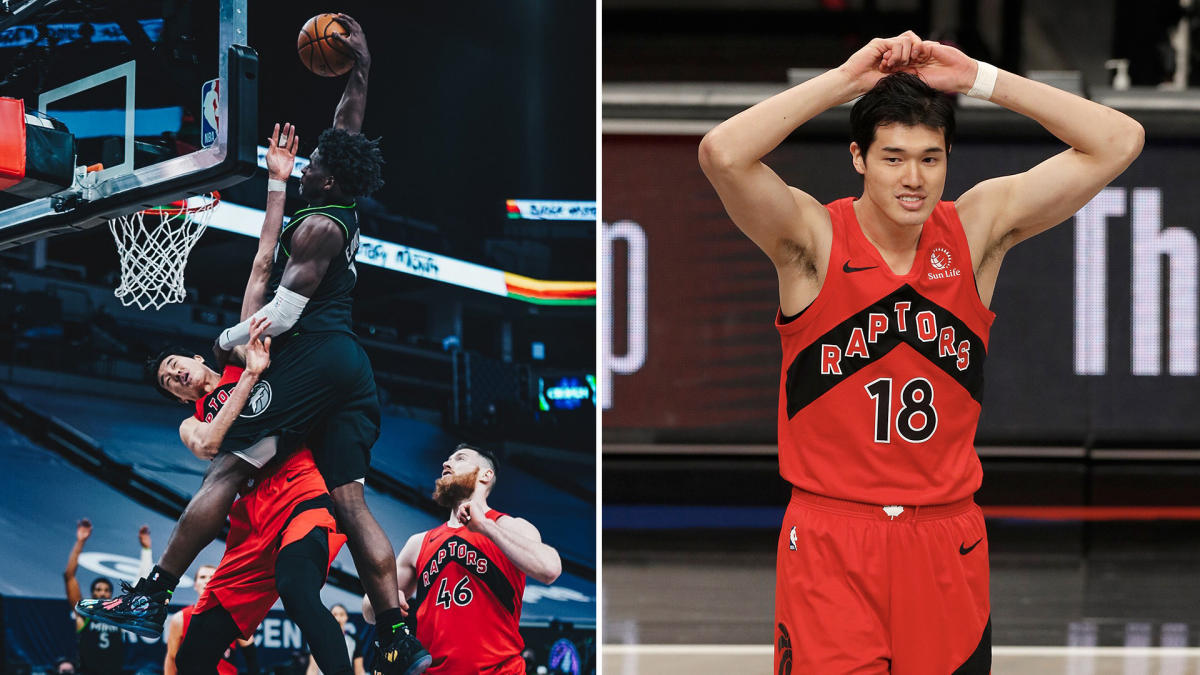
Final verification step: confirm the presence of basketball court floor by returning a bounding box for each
[603,522,1200,674]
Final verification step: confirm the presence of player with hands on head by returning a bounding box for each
[363,444,561,675]
[699,30,1143,674]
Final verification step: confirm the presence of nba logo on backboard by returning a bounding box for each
[201,78,220,149]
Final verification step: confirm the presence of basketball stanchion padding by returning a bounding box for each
[107,191,220,310]
[0,97,26,192]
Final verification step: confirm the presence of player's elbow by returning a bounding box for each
[1119,118,1145,163]
[535,555,562,585]
[698,127,741,176]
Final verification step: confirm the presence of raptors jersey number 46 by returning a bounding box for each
[777,197,995,506]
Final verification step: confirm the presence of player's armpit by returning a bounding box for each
[958,132,1142,259]
[698,140,829,271]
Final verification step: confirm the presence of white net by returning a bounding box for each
[107,193,218,310]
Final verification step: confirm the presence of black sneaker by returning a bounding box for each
[373,623,432,675]
[75,580,170,638]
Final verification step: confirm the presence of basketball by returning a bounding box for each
[297,13,355,77]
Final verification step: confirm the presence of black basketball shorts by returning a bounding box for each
[218,331,381,489]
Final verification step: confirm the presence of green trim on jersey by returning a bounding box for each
[280,202,356,258]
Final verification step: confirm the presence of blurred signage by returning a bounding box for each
[507,199,596,221]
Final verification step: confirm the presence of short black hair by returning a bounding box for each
[455,442,497,476]
[90,577,113,593]
[146,345,201,402]
[849,72,956,156]
[316,128,385,198]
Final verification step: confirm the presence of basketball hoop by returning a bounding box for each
[107,191,220,310]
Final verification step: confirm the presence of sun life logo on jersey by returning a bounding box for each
[927,247,961,281]
[930,247,952,270]
[240,381,273,418]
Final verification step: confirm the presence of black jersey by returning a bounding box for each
[268,201,361,336]
[77,615,125,674]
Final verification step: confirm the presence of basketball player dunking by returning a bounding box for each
[699,32,1143,672]
[363,444,562,675]
[77,16,429,675]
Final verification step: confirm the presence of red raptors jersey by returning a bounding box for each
[179,605,238,675]
[777,197,995,505]
[196,365,244,423]
[414,511,526,675]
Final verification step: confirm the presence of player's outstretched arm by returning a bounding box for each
[64,518,90,613]
[457,499,561,585]
[181,318,272,461]
[699,31,923,313]
[928,41,1144,267]
[138,525,153,579]
[330,13,370,134]
[363,532,421,624]
[242,123,301,321]
[163,611,184,675]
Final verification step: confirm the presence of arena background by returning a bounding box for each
[0,1,596,673]
[602,1,1200,672]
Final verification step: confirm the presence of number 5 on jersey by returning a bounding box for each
[436,577,473,609]
[865,377,938,444]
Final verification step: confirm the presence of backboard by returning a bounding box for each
[0,0,257,250]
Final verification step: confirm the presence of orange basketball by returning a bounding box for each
[297,13,355,77]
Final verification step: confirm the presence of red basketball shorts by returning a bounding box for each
[775,487,991,675]
[195,449,348,638]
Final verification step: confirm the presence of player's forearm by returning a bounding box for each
[139,541,153,579]
[700,67,861,173]
[241,189,288,320]
[333,61,370,133]
[987,69,1143,168]
[478,520,562,585]
[188,370,261,455]
[64,539,84,580]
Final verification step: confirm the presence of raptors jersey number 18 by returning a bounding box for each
[777,197,995,506]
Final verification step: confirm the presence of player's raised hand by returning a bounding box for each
[331,13,370,67]
[76,518,93,542]
[244,317,272,376]
[138,525,151,549]
[457,494,490,534]
[838,30,923,94]
[902,40,978,95]
[266,122,300,181]
[328,13,369,67]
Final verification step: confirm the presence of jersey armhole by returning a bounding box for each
[776,198,842,336]
[939,201,997,328]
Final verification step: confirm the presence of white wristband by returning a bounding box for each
[966,60,998,101]
[267,178,288,192]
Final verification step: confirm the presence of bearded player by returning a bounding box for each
[363,445,562,675]
[699,31,1142,673]
[76,17,427,674]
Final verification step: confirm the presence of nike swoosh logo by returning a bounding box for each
[959,537,983,555]
[843,261,878,273]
